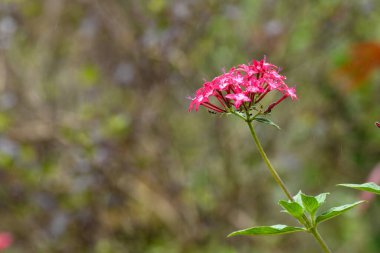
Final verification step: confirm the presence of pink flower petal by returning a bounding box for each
[286,87,297,100]
[226,93,251,109]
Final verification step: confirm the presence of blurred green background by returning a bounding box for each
[0,0,380,252]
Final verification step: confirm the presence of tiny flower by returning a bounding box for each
[285,87,297,100]
[231,72,245,86]
[188,91,207,112]
[226,93,251,109]
[237,64,257,77]
[246,84,264,94]
[376,122,380,128]
[213,73,231,91]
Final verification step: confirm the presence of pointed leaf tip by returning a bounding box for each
[315,201,365,224]
[315,192,329,205]
[338,182,380,195]
[254,117,281,129]
[293,191,304,207]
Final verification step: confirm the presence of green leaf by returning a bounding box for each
[315,201,365,224]
[279,200,304,218]
[293,191,304,206]
[301,193,319,215]
[254,117,281,129]
[338,182,380,195]
[315,192,329,205]
[228,224,306,237]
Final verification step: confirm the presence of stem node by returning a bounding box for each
[246,120,332,253]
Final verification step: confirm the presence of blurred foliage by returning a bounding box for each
[0,0,379,252]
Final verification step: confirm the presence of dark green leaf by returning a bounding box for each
[228,224,306,237]
[254,117,281,129]
[301,193,319,215]
[279,200,304,218]
[338,182,380,195]
[315,201,365,224]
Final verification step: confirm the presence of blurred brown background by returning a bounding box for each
[0,0,380,252]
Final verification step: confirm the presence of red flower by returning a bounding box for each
[0,233,12,250]
[188,57,297,114]
[376,122,380,128]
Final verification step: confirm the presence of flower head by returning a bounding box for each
[188,57,297,114]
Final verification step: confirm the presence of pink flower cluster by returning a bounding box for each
[188,58,297,114]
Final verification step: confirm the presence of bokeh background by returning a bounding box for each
[0,0,380,252]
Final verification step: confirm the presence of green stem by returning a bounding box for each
[310,228,332,253]
[246,120,332,253]
[246,120,293,200]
